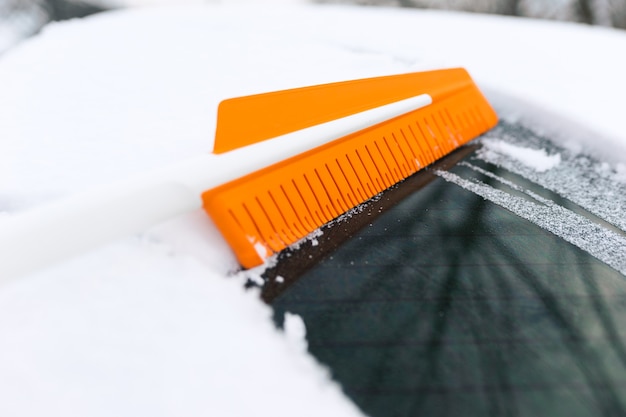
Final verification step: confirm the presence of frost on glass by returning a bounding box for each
[436,120,626,275]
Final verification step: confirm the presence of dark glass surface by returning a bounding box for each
[265,142,626,417]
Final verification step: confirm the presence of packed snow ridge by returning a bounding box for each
[481,139,561,172]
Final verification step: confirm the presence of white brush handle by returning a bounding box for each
[0,94,432,283]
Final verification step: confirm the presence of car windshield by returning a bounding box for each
[259,119,626,417]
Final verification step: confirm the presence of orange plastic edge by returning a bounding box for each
[205,69,498,268]
[214,68,475,154]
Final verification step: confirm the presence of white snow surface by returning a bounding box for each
[1,4,626,416]
[481,139,562,172]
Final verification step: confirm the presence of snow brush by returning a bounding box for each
[0,68,497,282]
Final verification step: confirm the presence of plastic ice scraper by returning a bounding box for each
[0,68,497,282]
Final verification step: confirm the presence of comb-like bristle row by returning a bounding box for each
[203,84,497,268]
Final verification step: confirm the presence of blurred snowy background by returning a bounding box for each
[318,0,626,28]
[1,0,625,55]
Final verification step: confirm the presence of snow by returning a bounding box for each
[283,312,308,352]
[438,167,626,275]
[481,138,562,172]
[0,25,23,55]
[0,237,359,417]
[439,120,626,275]
[436,164,626,275]
[617,164,626,183]
[479,122,626,232]
[1,4,626,417]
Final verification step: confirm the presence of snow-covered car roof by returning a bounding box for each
[0,5,625,416]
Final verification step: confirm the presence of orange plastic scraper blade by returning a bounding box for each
[203,68,498,268]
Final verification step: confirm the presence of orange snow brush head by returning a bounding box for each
[202,68,498,268]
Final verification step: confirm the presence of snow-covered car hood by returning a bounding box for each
[0,5,625,416]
